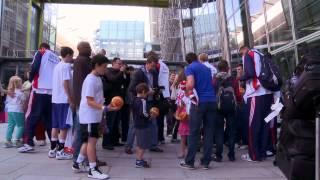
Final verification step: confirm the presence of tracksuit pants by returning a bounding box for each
[247,94,273,161]
[26,93,52,146]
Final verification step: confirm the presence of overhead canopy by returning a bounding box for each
[41,0,169,7]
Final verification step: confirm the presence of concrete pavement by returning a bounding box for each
[0,124,286,180]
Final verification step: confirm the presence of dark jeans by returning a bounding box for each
[167,101,178,139]
[185,102,217,166]
[121,104,130,142]
[236,102,248,145]
[215,112,236,159]
[72,110,82,162]
[102,111,121,147]
[26,93,52,146]
[157,114,165,142]
[125,110,135,149]
[172,118,179,140]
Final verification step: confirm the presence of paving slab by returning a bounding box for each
[0,123,287,180]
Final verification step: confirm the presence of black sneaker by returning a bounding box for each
[201,164,209,170]
[136,160,150,168]
[72,162,89,173]
[228,155,236,162]
[150,147,163,153]
[212,155,222,162]
[102,146,114,150]
[113,143,124,147]
[125,148,133,155]
[179,161,195,170]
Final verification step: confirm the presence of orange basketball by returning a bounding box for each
[176,111,188,121]
[111,96,124,108]
[150,107,160,117]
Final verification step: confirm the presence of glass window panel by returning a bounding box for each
[249,0,267,47]
[292,0,320,39]
[225,0,234,19]
[272,48,295,81]
[267,0,293,50]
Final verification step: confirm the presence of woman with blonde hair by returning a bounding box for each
[4,76,26,148]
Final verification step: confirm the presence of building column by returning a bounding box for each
[288,0,299,65]
[178,0,186,62]
[37,2,44,47]
[26,0,33,56]
[216,0,231,63]
[189,7,197,54]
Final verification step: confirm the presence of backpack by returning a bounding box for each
[217,77,237,114]
[252,50,283,91]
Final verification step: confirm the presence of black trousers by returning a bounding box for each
[26,93,52,146]
[120,104,130,142]
[157,113,165,142]
[102,110,121,147]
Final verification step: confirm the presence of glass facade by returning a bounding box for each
[0,1,57,57]
[95,20,145,60]
[30,4,40,53]
[0,0,29,57]
[222,0,320,80]
[181,1,221,59]
[42,3,58,51]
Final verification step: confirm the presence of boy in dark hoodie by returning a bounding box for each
[213,60,240,162]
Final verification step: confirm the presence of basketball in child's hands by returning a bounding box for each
[111,96,124,108]
[150,107,160,118]
[175,111,188,121]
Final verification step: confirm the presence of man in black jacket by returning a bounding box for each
[125,56,164,153]
[102,58,127,150]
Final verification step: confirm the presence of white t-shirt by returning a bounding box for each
[6,89,26,113]
[79,73,105,124]
[52,61,72,104]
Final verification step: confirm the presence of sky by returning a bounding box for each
[56,4,150,50]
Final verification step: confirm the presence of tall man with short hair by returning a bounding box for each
[102,57,127,150]
[18,43,60,153]
[72,42,106,166]
[180,52,217,170]
[239,46,274,162]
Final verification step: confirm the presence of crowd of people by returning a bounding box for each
[1,41,283,179]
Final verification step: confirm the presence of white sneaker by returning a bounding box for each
[88,167,110,179]
[241,153,259,162]
[266,150,275,157]
[56,149,73,160]
[18,144,34,153]
[48,149,57,158]
[238,145,248,150]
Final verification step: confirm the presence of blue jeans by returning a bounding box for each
[215,112,236,159]
[72,110,82,162]
[185,102,217,166]
[146,101,158,149]
[125,110,135,149]
[149,118,158,148]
